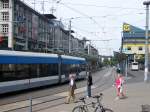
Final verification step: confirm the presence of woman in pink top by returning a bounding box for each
[115,69,124,99]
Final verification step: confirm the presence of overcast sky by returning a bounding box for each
[22,0,147,56]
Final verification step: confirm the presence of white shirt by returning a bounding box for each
[70,79,74,86]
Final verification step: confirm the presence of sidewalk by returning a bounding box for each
[102,82,150,112]
[43,81,150,112]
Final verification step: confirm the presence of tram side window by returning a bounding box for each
[0,64,59,82]
[39,64,58,76]
[61,64,80,77]
[0,64,30,82]
[61,64,70,76]
[48,64,58,76]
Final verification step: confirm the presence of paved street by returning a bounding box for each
[37,69,150,112]
[0,67,113,111]
[0,67,111,105]
[0,67,150,112]
[40,81,150,112]
[0,0,150,112]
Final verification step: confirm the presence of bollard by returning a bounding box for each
[125,59,128,78]
[29,97,32,112]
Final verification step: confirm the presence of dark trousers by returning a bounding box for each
[87,85,91,97]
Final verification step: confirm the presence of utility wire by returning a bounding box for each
[59,2,144,10]
[26,0,144,10]
[61,12,144,21]
[61,11,144,33]
[72,25,121,36]
[59,3,102,30]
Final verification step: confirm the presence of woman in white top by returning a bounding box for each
[65,69,76,104]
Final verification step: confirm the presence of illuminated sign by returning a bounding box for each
[123,24,130,32]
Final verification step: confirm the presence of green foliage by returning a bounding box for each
[110,57,118,66]
[103,58,110,66]
[114,52,127,63]
[136,55,144,64]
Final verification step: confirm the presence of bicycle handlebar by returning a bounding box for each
[75,97,86,103]
[79,97,86,101]
[77,93,103,104]
[92,93,103,99]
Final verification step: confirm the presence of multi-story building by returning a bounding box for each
[122,23,150,61]
[61,30,69,53]
[71,37,78,52]
[0,0,11,49]
[0,0,55,51]
[0,0,98,57]
[78,39,85,53]
[84,43,98,57]
[0,0,69,53]
[91,46,99,56]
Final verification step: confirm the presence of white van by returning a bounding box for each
[131,62,139,71]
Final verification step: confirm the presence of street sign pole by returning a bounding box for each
[143,1,150,82]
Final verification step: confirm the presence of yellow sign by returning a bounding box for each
[123,24,130,32]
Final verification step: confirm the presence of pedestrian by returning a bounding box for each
[115,69,125,100]
[86,70,93,98]
[65,69,77,104]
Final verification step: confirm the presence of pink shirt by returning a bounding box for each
[115,76,123,88]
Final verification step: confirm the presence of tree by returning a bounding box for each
[113,51,127,63]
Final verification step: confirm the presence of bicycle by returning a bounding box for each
[72,93,113,112]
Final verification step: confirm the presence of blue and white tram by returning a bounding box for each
[61,55,86,83]
[0,50,86,94]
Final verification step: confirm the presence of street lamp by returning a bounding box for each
[143,1,150,82]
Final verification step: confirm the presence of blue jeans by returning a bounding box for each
[87,86,91,97]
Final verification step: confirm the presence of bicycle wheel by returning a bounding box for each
[72,106,87,112]
[103,108,113,112]
[94,107,113,112]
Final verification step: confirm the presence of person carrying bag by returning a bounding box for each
[65,70,77,104]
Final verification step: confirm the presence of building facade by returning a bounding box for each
[0,0,53,51]
[122,23,150,61]
[0,0,98,57]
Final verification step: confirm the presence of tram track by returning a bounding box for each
[2,97,66,112]
[0,67,114,112]
[0,68,105,106]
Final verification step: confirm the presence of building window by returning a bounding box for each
[2,24,8,33]
[2,12,9,21]
[127,47,131,50]
[139,47,143,51]
[2,1,9,9]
